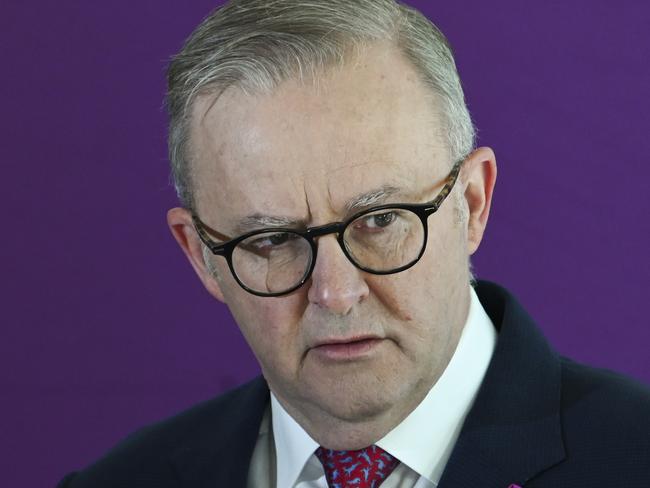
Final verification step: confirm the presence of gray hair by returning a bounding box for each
[165,0,476,211]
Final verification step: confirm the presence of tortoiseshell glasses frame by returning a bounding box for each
[191,159,464,297]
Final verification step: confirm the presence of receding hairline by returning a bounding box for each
[190,39,432,130]
[185,39,449,197]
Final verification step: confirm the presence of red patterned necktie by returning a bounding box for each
[315,445,400,488]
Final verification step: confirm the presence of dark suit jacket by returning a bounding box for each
[57,281,650,487]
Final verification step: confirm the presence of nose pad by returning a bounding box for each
[307,235,369,315]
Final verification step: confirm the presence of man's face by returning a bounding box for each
[176,43,493,445]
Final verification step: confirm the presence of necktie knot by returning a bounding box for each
[315,445,399,488]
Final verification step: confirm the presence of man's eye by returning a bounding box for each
[268,233,291,245]
[248,232,293,251]
[356,211,397,230]
[371,212,396,228]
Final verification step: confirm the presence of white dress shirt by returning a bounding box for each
[247,285,497,488]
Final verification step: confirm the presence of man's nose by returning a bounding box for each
[307,235,369,315]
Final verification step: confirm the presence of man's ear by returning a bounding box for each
[166,207,226,303]
[460,147,497,255]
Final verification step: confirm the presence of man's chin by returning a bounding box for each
[306,383,402,424]
[299,393,404,449]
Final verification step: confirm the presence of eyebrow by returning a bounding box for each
[235,215,305,234]
[233,185,406,234]
[344,185,403,213]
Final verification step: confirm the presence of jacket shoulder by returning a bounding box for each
[57,376,268,488]
[560,356,650,421]
[555,357,650,475]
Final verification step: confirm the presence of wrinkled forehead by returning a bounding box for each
[188,45,450,227]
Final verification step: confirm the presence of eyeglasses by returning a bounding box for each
[192,159,463,297]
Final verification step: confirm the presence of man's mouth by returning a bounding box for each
[310,335,384,361]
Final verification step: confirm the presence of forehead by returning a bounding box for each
[189,43,449,224]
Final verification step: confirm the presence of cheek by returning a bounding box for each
[367,235,451,318]
[366,274,416,322]
[224,289,307,362]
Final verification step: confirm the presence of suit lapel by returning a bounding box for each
[438,281,566,487]
[170,376,270,488]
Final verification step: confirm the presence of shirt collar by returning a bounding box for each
[271,285,497,487]
[271,393,319,488]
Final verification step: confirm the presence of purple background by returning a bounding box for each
[2,1,649,486]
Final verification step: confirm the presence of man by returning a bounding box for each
[58,1,650,487]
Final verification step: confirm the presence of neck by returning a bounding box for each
[275,390,430,450]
